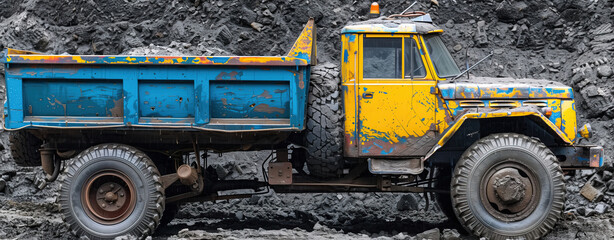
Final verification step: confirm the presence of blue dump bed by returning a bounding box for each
[1,21,316,133]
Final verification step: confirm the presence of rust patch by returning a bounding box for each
[257,90,273,99]
[253,103,285,114]
[298,73,305,89]
[53,99,67,116]
[274,89,288,94]
[24,116,123,123]
[286,70,305,89]
[147,118,164,123]
[436,97,455,124]
[215,71,243,80]
[109,97,124,117]
[28,105,32,115]
[221,98,228,105]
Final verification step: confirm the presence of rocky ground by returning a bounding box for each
[2,0,614,239]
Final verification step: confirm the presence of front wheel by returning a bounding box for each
[451,133,565,240]
[60,144,165,239]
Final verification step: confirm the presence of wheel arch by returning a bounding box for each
[426,108,572,165]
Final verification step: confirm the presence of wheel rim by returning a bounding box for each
[82,170,137,225]
[480,159,541,222]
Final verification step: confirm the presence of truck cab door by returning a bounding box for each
[357,35,438,157]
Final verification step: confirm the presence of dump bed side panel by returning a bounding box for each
[4,64,309,132]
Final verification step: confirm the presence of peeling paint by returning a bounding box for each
[253,103,285,114]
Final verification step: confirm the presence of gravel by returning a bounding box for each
[1,0,614,239]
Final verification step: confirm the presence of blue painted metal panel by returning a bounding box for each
[23,79,123,117]
[209,81,290,119]
[139,80,195,118]
[2,63,310,132]
[6,77,24,127]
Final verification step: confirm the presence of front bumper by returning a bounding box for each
[553,145,605,169]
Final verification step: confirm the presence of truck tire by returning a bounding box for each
[60,143,165,239]
[451,133,565,240]
[304,63,344,178]
[9,131,42,166]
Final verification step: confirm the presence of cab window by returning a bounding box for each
[363,38,402,79]
[362,37,426,79]
[405,39,426,78]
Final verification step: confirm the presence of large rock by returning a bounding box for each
[416,228,441,240]
[495,1,528,23]
[442,229,461,240]
[396,194,419,211]
[597,65,613,78]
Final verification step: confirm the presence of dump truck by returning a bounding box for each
[0,6,605,240]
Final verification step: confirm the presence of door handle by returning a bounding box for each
[362,92,374,99]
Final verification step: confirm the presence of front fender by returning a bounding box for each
[424,106,572,160]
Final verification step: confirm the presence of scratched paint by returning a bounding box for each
[286,19,316,65]
[209,81,290,119]
[138,81,195,118]
[341,26,581,158]
[357,78,438,156]
[342,23,419,34]
[3,53,309,66]
[3,63,307,131]
[423,106,575,160]
[22,79,123,117]
[2,15,586,159]
[561,100,577,142]
[438,78,574,100]
[215,71,243,80]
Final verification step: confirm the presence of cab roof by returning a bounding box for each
[341,15,443,34]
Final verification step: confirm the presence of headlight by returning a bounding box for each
[579,123,592,139]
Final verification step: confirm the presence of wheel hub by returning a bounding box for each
[82,171,136,225]
[95,182,127,212]
[481,161,540,222]
[492,171,527,205]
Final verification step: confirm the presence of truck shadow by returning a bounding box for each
[154,214,466,237]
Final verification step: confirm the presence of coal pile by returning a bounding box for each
[1,0,614,239]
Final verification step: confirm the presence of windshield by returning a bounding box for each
[424,35,461,78]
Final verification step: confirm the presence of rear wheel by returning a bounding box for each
[304,63,344,178]
[451,133,565,240]
[9,131,42,166]
[60,143,165,239]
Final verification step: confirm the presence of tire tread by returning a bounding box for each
[60,143,165,240]
[451,133,565,240]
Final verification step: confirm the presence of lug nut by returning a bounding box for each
[109,184,115,189]
[101,203,106,208]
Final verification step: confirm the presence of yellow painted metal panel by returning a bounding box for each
[561,100,577,142]
[341,33,361,156]
[357,35,438,157]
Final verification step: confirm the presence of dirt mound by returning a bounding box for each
[1,0,614,239]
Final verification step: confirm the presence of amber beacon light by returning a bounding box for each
[369,2,380,18]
